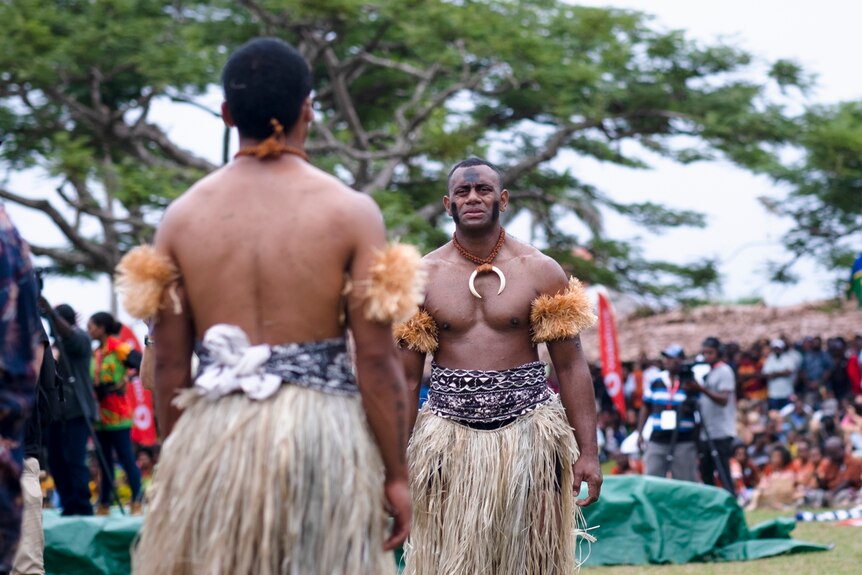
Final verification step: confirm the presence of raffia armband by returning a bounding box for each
[115,245,182,320]
[530,277,596,343]
[360,242,427,324]
[393,309,439,354]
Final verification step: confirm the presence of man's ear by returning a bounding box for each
[500,188,510,212]
[442,194,452,214]
[301,96,313,124]
[221,102,234,127]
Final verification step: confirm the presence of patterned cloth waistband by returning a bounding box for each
[427,361,553,425]
[195,325,358,399]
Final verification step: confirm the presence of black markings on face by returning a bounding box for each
[462,168,480,183]
[449,202,460,224]
[492,201,500,222]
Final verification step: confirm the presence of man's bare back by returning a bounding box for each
[157,156,382,345]
[424,236,569,371]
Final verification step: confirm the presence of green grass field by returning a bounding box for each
[586,508,859,574]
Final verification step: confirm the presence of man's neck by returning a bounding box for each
[237,132,306,154]
[453,224,502,258]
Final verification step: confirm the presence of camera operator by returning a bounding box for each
[638,344,699,482]
[688,337,736,494]
[37,299,97,516]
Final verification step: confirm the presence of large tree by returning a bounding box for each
[0,0,809,302]
[758,101,862,292]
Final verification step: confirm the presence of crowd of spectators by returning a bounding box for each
[594,333,862,510]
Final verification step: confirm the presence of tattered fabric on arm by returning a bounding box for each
[394,309,439,354]
[530,277,596,343]
[359,242,427,324]
[115,245,182,320]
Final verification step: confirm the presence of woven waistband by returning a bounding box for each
[427,361,553,424]
[196,336,358,398]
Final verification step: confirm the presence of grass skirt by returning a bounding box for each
[404,398,589,575]
[133,385,394,575]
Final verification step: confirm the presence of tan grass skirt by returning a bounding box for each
[403,398,589,575]
[132,385,395,575]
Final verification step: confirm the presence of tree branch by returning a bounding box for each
[28,243,105,272]
[0,186,109,261]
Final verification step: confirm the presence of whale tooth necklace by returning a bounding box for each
[452,227,507,299]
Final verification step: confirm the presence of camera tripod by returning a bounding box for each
[663,400,733,492]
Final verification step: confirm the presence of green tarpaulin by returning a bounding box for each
[581,476,829,566]
[44,476,828,574]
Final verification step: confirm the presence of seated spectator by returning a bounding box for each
[747,446,797,511]
[781,397,812,435]
[747,429,771,470]
[730,442,761,506]
[791,439,817,488]
[610,452,643,476]
[813,437,862,508]
[811,399,841,446]
[840,398,862,456]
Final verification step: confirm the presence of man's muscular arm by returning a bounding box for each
[542,263,602,506]
[152,210,195,439]
[401,348,426,435]
[347,195,411,550]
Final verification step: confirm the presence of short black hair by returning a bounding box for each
[54,304,77,326]
[222,37,312,140]
[447,157,502,188]
[89,312,121,336]
[702,337,721,350]
[771,445,792,467]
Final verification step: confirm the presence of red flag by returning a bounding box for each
[597,292,626,418]
[128,375,158,446]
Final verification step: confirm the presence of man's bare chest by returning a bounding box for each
[424,264,537,333]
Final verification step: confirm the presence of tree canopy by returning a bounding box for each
[0,0,817,303]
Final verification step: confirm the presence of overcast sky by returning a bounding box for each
[8,0,861,334]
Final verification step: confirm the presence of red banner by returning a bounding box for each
[597,292,627,418]
[128,375,158,446]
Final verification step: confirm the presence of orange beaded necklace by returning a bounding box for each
[452,227,507,299]
[234,119,309,162]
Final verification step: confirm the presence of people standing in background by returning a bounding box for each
[87,312,143,515]
[692,337,737,493]
[639,345,699,482]
[737,345,767,404]
[39,302,97,517]
[762,339,797,411]
[799,336,832,407]
[825,337,852,402]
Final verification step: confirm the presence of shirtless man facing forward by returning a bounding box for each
[399,158,602,575]
[126,38,412,575]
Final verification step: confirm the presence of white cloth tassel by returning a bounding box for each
[194,324,282,401]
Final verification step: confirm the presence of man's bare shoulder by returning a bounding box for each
[423,242,457,273]
[155,166,229,244]
[506,235,569,294]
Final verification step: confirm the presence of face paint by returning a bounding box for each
[450,201,460,224]
[492,201,500,222]
[461,168,480,184]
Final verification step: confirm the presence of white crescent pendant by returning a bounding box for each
[469,266,506,299]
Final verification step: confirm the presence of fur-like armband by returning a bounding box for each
[530,277,596,343]
[393,310,439,354]
[115,245,181,320]
[362,242,427,324]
